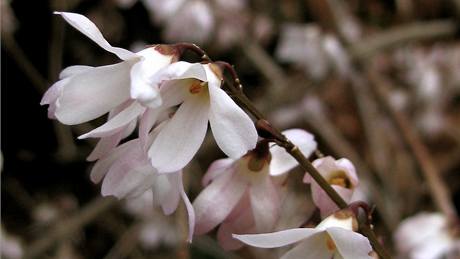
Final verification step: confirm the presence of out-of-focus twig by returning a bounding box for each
[103,223,143,259]
[368,72,458,221]
[350,20,457,60]
[25,197,118,259]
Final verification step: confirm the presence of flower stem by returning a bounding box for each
[220,64,391,259]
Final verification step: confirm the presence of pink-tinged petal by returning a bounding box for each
[41,78,67,119]
[55,61,132,125]
[139,108,162,149]
[270,129,317,176]
[311,184,343,217]
[281,233,332,259]
[208,84,257,159]
[149,95,210,173]
[101,163,156,199]
[326,227,372,259]
[100,140,156,198]
[78,102,145,139]
[202,158,235,187]
[250,176,280,232]
[90,139,138,183]
[193,172,248,235]
[59,65,93,79]
[86,130,124,161]
[336,158,359,186]
[178,174,196,242]
[41,78,67,105]
[217,195,254,250]
[158,172,182,215]
[54,12,136,60]
[233,228,321,248]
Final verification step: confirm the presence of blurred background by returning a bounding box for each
[2,0,460,258]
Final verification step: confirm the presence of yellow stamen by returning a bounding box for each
[189,81,205,94]
[328,170,351,188]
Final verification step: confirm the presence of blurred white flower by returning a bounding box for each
[0,226,23,259]
[276,24,350,80]
[395,212,460,259]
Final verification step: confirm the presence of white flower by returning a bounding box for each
[145,62,258,173]
[395,212,460,259]
[91,133,195,241]
[233,210,372,259]
[193,129,316,250]
[304,156,359,217]
[41,12,175,126]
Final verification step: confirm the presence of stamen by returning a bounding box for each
[189,81,205,94]
[326,235,336,251]
[327,170,351,188]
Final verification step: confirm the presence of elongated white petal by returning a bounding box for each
[102,164,156,199]
[151,61,207,87]
[270,129,317,176]
[177,174,196,242]
[41,78,67,119]
[139,108,162,149]
[233,228,321,248]
[250,176,280,232]
[157,173,181,215]
[55,61,132,125]
[79,102,145,139]
[201,158,235,186]
[55,12,136,60]
[149,95,210,173]
[208,85,257,159]
[90,139,138,183]
[217,200,255,250]
[281,233,331,259]
[59,65,93,79]
[193,172,247,235]
[86,130,124,161]
[326,227,372,259]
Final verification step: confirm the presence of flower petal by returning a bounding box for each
[193,171,248,235]
[54,61,132,125]
[250,176,280,232]
[157,172,181,215]
[149,95,210,173]
[280,232,331,259]
[208,84,257,159]
[233,228,321,248]
[202,158,235,187]
[152,61,207,87]
[270,129,317,176]
[139,108,162,149]
[86,130,124,161]
[55,12,136,60]
[90,139,138,183]
[326,227,372,259]
[178,175,196,242]
[59,65,93,79]
[129,48,174,107]
[78,101,145,139]
[217,195,254,250]
[102,163,156,199]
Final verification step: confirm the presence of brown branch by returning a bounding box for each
[350,20,457,60]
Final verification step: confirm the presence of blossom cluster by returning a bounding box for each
[42,12,375,258]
